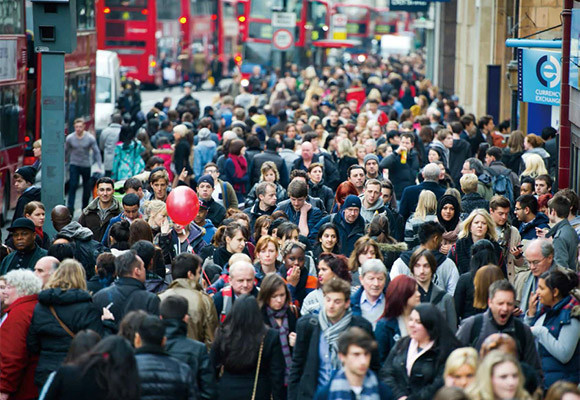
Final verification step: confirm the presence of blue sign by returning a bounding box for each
[570,9,579,90]
[388,0,429,12]
[518,48,561,106]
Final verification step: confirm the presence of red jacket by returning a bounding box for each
[0,294,39,400]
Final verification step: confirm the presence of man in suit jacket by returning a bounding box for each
[289,279,379,400]
[398,163,446,221]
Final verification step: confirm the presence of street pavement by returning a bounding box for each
[1,87,218,239]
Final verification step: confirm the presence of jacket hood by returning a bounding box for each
[59,221,94,241]
[198,127,212,141]
[359,194,385,212]
[164,318,188,338]
[38,288,93,305]
[377,241,408,253]
[527,147,550,158]
[478,173,492,185]
[400,248,447,266]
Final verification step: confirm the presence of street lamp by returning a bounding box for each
[506,59,519,131]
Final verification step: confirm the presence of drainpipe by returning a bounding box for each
[558,0,572,189]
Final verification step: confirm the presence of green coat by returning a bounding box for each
[0,245,48,275]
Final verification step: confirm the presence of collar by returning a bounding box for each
[135,344,167,356]
[361,291,384,306]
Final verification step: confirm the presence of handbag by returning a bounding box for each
[49,306,75,338]
[251,337,265,400]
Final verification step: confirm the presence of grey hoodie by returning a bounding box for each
[359,194,385,224]
[59,221,94,241]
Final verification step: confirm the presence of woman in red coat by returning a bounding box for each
[0,269,42,400]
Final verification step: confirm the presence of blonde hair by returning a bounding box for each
[45,259,87,291]
[460,174,478,194]
[459,209,497,241]
[522,154,548,178]
[466,350,531,400]
[33,139,42,149]
[367,88,381,101]
[143,200,167,226]
[338,138,356,158]
[414,190,437,220]
[444,347,479,379]
[260,161,280,182]
[354,144,366,159]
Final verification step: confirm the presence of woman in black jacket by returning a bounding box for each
[27,259,109,388]
[448,209,504,274]
[210,295,286,400]
[257,273,299,386]
[307,162,334,213]
[380,303,461,400]
[40,335,140,400]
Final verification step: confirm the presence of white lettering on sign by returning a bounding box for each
[0,40,17,82]
[272,12,296,28]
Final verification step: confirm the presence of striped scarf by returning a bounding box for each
[267,306,292,385]
[328,369,381,400]
[319,309,353,370]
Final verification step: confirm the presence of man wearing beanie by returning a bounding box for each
[363,154,383,182]
[12,167,41,220]
[196,174,226,226]
[311,194,365,256]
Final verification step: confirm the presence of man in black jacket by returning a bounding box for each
[160,296,215,400]
[289,279,379,400]
[243,182,277,233]
[379,132,420,199]
[196,174,226,226]
[12,166,41,220]
[93,250,160,325]
[134,315,195,400]
[250,137,289,187]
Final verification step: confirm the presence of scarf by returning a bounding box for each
[229,154,248,193]
[267,306,292,385]
[319,309,353,369]
[436,194,461,232]
[328,368,381,400]
[35,226,44,240]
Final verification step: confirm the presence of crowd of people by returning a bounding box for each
[1,56,579,400]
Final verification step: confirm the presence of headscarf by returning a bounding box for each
[437,194,461,232]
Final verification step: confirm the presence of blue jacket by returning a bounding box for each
[275,201,323,242]
[101,213,142,247]
[533,295,580,388]
[518,213,550,241]
[311,212,365,256]
[350,286,365,317]
[398,180,446,221]
[374,317,401,364]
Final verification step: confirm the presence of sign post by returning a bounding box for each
[32,0,77,236]
[272,11,296,72]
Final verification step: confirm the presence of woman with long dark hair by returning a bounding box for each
[380,303,461,399]
[312,223,341,263]
[257,273,298,386]
[211,295,285,400]
[40,335,140,400]
[300,253,351,316]
[112,125,145,181]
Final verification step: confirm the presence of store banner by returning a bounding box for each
[517,48,561,106]
[388,0,430,12]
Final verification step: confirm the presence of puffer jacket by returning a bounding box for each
[460,193,489,219]
[135,344,195,400]
[158,278,218,347]
[164,319,216,400]
[27,288,105,388]
[379,336,447,400]
[58,221,108,278]
[78,196,122,242]
[375,241,408,271]
[93,277,160,325]
[528,294,580,388]
[519,212,550,241]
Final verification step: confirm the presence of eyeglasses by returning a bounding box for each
[514,207,522,211]
[205,169,218,174]
[526,257,547,266]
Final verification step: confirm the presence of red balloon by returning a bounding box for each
[166,186,200,226]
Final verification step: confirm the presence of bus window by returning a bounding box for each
[0,86,20,148]
[0,0,24,35]
[157,0,182,19]
[77,0,96,30]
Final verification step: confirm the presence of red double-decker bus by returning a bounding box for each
[237,0,330,68]
[179,0,239,80]
[0,0,29,224]
[96,0,158,86]
[331,3,375,61]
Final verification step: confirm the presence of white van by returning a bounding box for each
[95,50,122,134]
